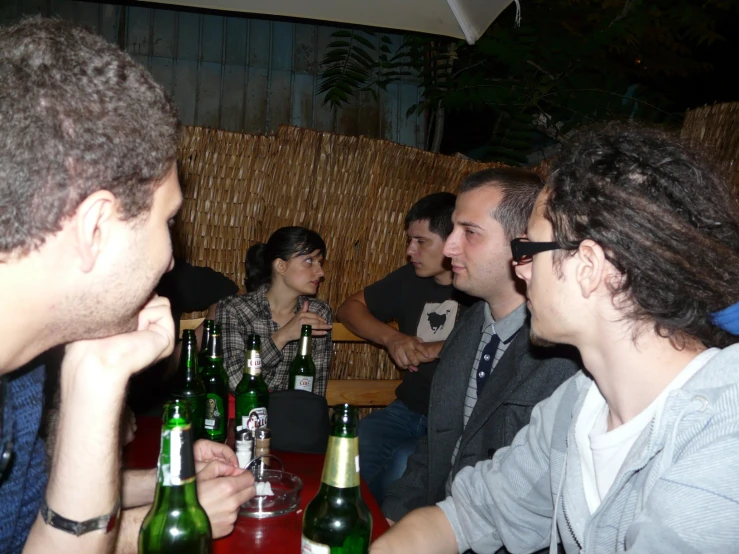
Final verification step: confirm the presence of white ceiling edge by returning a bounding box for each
[138,0,514,44]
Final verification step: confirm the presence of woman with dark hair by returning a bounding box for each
[216,227,333,396]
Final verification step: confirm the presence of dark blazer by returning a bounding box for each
[382,300,580,523]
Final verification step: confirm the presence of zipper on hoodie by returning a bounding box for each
[561,433,583,551]
[562,489,582,551]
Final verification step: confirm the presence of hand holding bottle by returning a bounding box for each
[273,301,331,349]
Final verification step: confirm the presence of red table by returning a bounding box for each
[124,417,390,553]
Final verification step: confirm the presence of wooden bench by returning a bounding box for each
[179,318,400,407]
[327,322,400,407]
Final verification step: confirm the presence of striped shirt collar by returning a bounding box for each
[482,301,527,344]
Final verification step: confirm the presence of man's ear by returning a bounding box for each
[575,239,607,299]
[74,190,118,273]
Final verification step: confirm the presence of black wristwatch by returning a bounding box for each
[40,497,121,536]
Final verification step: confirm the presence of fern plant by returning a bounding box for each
[318,30,413,107]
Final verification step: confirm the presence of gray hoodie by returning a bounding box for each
[438,343,739,553]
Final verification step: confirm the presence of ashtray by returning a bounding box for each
[239,456,303,518]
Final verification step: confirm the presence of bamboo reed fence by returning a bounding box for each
[681,102,739,192]
[174,125,514,381]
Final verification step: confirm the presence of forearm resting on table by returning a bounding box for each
[336,297,398,347]
[114,506,149,554]
[23,367,127,552]
[122,469,156,509]
[371,506,457,554]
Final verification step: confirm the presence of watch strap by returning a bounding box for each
[40,497,121,536]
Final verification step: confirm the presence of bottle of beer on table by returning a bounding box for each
[200,324,229,443]
[288,324,316,392]
[139,400,211,554]
[171,329,207,439]
[302,404,372,554]
[235,334,269,432]
[197,319,215,374]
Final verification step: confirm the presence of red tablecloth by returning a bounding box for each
[123,416,390,553]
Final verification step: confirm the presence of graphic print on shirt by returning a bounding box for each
[416,299,459,342]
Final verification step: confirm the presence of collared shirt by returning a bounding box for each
[446,302,527,493]
[216,286,333,396]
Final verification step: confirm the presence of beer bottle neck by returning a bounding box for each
[200,331,211,353]
[244,350,262,376]
[319,435,361,490]
[156,423,197,487]
[207,333,223,359]
[298,334,312,357]
[180,338,199,382]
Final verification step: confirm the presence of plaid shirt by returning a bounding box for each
[216,286,333,395]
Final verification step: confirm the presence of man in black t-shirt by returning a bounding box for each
[337,193,473,503]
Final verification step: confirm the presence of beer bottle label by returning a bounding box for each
[321,436,360,488]
[160,425,195,486]
[293,375,314,392]
[204,393,224,431]
[241,406,268,431]
[301,535,330,554]
[247,352,262,375]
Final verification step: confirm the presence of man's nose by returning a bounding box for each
[443,230,460,258]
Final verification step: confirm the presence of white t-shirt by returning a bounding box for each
[575,348,719,514]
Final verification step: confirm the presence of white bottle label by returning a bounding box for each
[294,376,314,392]
[301,535,330,554]
[241,407,268,431]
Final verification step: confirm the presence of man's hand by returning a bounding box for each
[370,507,457,554]
[383,333,435,370]
[62,295,175,387]
[194,439,238,472]
[196,460,256,538]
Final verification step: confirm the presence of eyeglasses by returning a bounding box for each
[510,237,564,265]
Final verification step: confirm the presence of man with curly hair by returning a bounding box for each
[0,17,253,554]
[372,123,739,553]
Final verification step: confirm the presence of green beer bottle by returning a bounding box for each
[235,334,269,432]
[200,324,229,443]
[301,404,372,554]
[171,330,207,440]
[197,319,215,374]
[139,400,212,553]
[288,324,316,392]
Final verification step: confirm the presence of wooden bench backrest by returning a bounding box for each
[179,318,400,407]
[328,322,400,407]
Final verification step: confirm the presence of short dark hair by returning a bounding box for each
[0,17,180,255]
[458,168,544,239]
[546,123,739,348]
[245,226,327,291]
[404,192,456,240]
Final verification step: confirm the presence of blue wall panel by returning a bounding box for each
[6,0,425,148]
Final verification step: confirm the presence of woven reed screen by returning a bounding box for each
[681,102,739,192]
[174,125,521,381]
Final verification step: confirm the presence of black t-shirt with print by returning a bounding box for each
[364,263,473,416]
